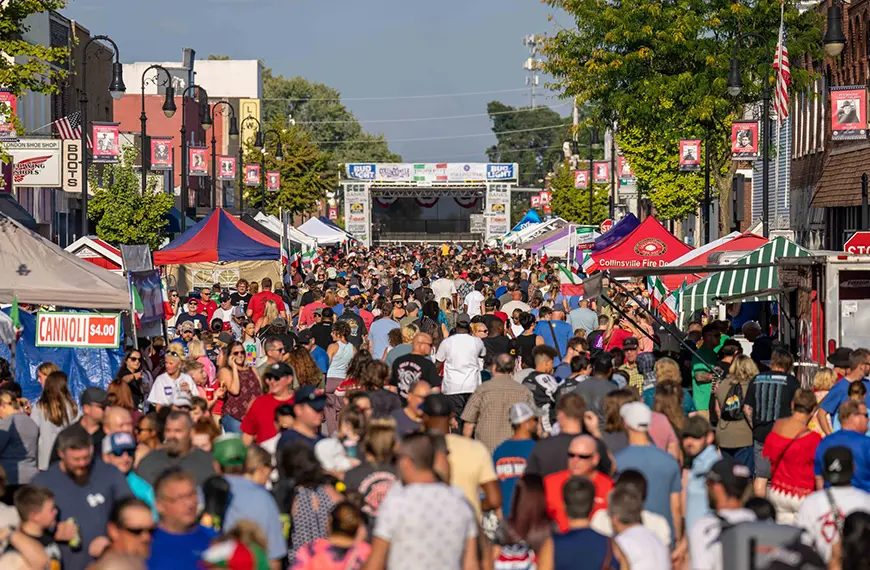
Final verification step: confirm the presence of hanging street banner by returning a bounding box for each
[92,122,120,163]
[731,121,760,160]
[618,156,635,180]
[345,162,518,183]
[328,207,338,220]
[593,161,609,182]
[6,139,62,187]
[218,156,236,181]
[540,190,551,205]
[266,171,280,191]
[245,164,261,187]
[35,312,121,349]
[831,85,868,141]
[531,195,541,208]
[574,170,588,189]
[679,139,701,172]
[188,147,207,176]
[0,90,17,142]
[150,137,172,170]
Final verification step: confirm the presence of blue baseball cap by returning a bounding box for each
[102,432,137,456]
[293,386,327,412]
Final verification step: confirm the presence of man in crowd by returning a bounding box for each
[298,329,329,375]
[196,286,217,323]
[246,277,287,323]
[435,320,485,419]
[174,301,207,333]
[492,403,539,518]
[618,337,644,395]
[148,469,217,569]
[691,324,722,417]
[50,387,107,464]
[544,434,614,533]
[534,306,572,360]
[391,380,431,437]
[102,433,154,511]
[242,362,296,448]
[229,278,251,310]
[103,498,155,561]
[211,292,235,332]
[257,337,286,379]
[609,486,670,570]
[742,320,773,366]
[569,298,598,337]
[277,386,326,449]
[103,406,133,437]
[681,416,720,531]
[135,412,215,487]
[553,337,587,381]
[813,399,870,492]
[501,290,530,316]
[370,300,400,360]
[817,348,870,435]
[463,281,485,317]
[390,333,440,398]
[572,352,618,425]
[431,271,458,307]
[337,297,367,348]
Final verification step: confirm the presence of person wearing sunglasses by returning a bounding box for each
[102,433,155,515]
[146,345,194,412]
[174,300,208,337]
[103,497,155,561]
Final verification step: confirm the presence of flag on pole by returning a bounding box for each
[581,250,596,274]
[648,277,682,323]
[52,111,92,146]
[772,0,791,125]
[288,249,299,270]
[131,285,145,327]
[558,263,585,296]
[648,276,664,310]
[161,281,174,319]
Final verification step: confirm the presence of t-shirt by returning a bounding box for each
[367,389,402,419]
[616,525,670,570]
[247,291,285,323]
[310,322,334,351]
[385,344,413,368]
[691,345,719,411]
[374,483,477,570]
[147,372,194,408]
[212,306,234,331]
[223,475,287,561]
[370,318,400,360]
[445,434,498,520]
[344,462,399,523]
[687,509,756,570]
[814,429,870,492]
[483,336,515,360]
[135,448,216,487]
[526,432,613,478]
[492,439,536,518]
[820,378,870,420]
[544,469,613,533]
[568,307,599,336]
[571,376,618,426]
[32,461,132,570]
[337,311,367,349]
[230,291,251,309]
[614,445,682,541]
[745,372,801,443]
[175,311,208,332]
[241,394,293,444]
[390,408,422,438]
[277,428,323,450]
[464,290,485,317]
[795,486,870,562]
[0,413,38,485]
[391,353,441,397]
[432,278,457,303]
[534,320,573,358]
[311,346,330,374]
[147,525,218,570]
[435,333,485,395]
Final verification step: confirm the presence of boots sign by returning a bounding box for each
[62,140,83,194]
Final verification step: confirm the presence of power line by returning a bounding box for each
[296,102,571,125]
[262,87,541,102]
[311,124,570,145]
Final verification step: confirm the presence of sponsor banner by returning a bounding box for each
[679,139,701,172]
[531,195,541,208]
[266,171,280,191]
[0,90,17,141]
[593,161,609,182]
[245,164,261,187]
[92,122,120,163]
[6,139,62,187]
[328,207,338,220]
[218,156,236,181]
[470,214,486,233]
[618,156,635,179]
[731,121,759,160]
[485,183,511,239]
[150,137,172,170]
[35,312,121,349]
[188,147,207,176]
[61,139,83,194]
[413,163,448,185]
[376,163,413,182]
[447,163,487,182]
[345,163,517,182]
[346,163,377,180]
[574,170,588,189]
[486,163,516,180]
[831,85,868,141]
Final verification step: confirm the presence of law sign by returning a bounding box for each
[35,312,121,348]
[600,219,614,233]
[844,231,870,255]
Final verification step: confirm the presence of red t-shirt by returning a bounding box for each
[494,311,509,323]
[241,393,293,443]
[544,470,613,533]
[358,309,374,329]
[606,328,633,351]
[247,291,285,323]
[763,429,822,497]
[298,301,326,329]
[198,299,218,323]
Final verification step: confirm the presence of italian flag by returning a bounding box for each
[161,281,173,319]
[580,249,596,274]
[301,250,321,268]
[288,249,300,269]
[558,263,585,296]
[132,285,145,327]
[201,540,270,570]
[648,276,683,323]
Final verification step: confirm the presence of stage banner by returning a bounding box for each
[679,139,701,172]
[150,137,172,170]
[266,171,280,191]
[218,156,236,181]
[831,85,868,141]
[0,90,17,142]
[346,163,376,180]
[245,164,261,187]
[731,121,759,160]
[344,184,370,248]
[454,196,479,208]
[376,163,412,182]
[574,170,588,189]
[413,163,448,184]
[6,139,62,187]
[188,147,207,176]
[486,164,516,180]
[618,156,635,179]
[447,163,487,182]
[593,161,609,182]
[485,183,511,240]
[92,122,120,163]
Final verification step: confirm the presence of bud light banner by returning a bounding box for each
[486,163,516,180]
[346,163,376,180]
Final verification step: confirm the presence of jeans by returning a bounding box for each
[721,446,755,476]
[221,414,243,434]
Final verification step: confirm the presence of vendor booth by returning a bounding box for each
[253,213,317,251]
[589,216,692,272]
[297,217,350,246]
[661,232,768,290]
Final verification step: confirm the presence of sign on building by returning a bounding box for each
[62,139,83,194]
[6,139,62,187]
[35,312,121,349]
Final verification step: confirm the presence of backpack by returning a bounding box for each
[720,381,746,422]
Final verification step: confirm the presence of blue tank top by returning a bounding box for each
[326,341,353,379]
[553,528,619,570]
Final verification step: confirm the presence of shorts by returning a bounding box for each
[754,440,771,479]
[446,393,471,419]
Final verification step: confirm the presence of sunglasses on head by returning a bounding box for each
[167,350,183,358]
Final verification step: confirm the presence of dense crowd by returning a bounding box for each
[0,243,869,570]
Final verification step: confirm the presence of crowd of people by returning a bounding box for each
[0,243,869,570]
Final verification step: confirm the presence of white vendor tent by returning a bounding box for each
[502,217,568,246]
[297,217,349,245]
[254,213,317,250]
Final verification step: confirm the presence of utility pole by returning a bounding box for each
[523,35,542,108]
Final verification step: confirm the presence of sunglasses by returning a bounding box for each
[567,452,594,460]
[167,350,183,358]
[231,350,245,356]
[121,525,155,537]
[135,426,153,433]
[112,449,135,458]
[127,356,140,362]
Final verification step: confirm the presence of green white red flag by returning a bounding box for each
[558,263,585,296]
[648,276,684,323]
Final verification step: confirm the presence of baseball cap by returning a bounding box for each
[827,347,853,368]
[510,402,539,425]
[294,386,326,411]
[101,432,137,456]
[219,292,231,303]
[682,415,714,439]
[622,337,639,350]
[272,317,288,328]
[81,387,107,407]
[636,352,656,374]
[217,332,234,345]
[314,438,353,473]
[179,321,196,332]
[405,301,419,313]
[619,401,651,432]
[213,434,248,468]
[823,446,854,485]
[349,287,361,297]
[231,305,246,318]
[421,393,452,417]
[707,456,752,497]
[297,330,314,344]
[172,393,192,408]
[263,362,295,381]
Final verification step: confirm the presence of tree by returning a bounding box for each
[262,69,400,163]
[549,161,609,225]
[242,119,336,216]
[541,0,822,229]
[88,146,174,251]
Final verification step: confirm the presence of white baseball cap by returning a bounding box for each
[509,402,539,425]
[620,401,652,432]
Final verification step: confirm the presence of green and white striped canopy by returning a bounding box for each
[679,237,810,316]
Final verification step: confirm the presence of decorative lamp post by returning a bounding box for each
[179,84,209,231]
[139,65,176,196]
[208,101,239,210]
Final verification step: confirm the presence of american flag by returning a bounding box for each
[772,1,791,125]
[52,111,91,146]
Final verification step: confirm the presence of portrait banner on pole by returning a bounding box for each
[679,139,701,172]
[831,85,868,141]
[218,156,236,181]
[731,121,759,160]
[188,147,208,177]
[245,164,261,187]
[150,137,172,170]
[92,122,120,163]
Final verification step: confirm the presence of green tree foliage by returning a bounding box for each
[549,161,608,225]
[262,68,400,163]
[88,146,174,251]
[541,0,822,228]
[243,119,336,216]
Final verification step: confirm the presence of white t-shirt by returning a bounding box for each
[147,372,193,407]
[432,278,457,304]
[502,300,531,315]
[463,290,485,317]
[616,524,670,570]
[213,307,233,328]
[688,508,756,570]
[591,509,671,547]
[796,486,870,562]
[435,333,485,395]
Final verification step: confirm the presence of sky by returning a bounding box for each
[63,0,570,163]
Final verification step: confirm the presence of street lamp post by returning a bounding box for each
[179,84,210,231]
[79,35,125,237]
[208,101,239,210]
[139,65,176,196]
[261,128,284,207]
[588,127,599,226]
[239,116,263,215]
[726,33,772,238]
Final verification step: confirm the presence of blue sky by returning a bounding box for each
[64,0,570,162]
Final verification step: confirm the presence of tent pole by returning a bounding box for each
[126,272,139,350]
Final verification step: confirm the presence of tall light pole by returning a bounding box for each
[239,115,263,215]
[179,84,210,231]
[208,101,239,210]
[727,33,772,238]
[139,65,176,196]
[588,127,599,226]
[523,35,542,108]
[80,35,125,237]
[261,128,284,208]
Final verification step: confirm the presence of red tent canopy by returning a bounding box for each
[661,232,768,290]
[590,216,692,272]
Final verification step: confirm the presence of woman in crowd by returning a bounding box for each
[344,419,398,527]
[30,370,78,471]
[714,355,757,471]
[514,312,538,371]
[326,321,355,435]
[113,348,148,410]
[492,474,552,570]
[383,328,405,366]
[763,388,823,524]
[653,381,687,438]
[287,347,325,389]
[359,361,401,419]
[291,502,371,570]
[35,362,59,388]
[336,405,368,462]
[643,357,696,416]
[134,413,160,467]
[191,417,221,453]
[187,338,216,385]
[255,299,281,336]
[220,340,264,434]
[107,376,141,424]
[601,389,637,455]
[0,390,38,499]
[471,321,488,339]
[440,297,458,332]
